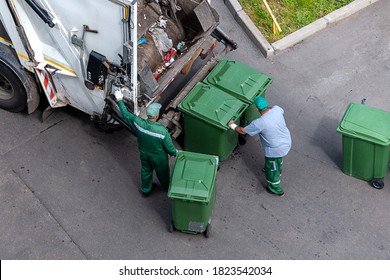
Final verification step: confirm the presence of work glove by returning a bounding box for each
[114,89,123,101]
[228,120,237,130]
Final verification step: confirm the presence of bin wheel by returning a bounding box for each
[371,179,384,190]
[204,224,211,238]
[168,220,174,233]
[238,134,247,145]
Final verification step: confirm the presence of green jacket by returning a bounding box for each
[118,100,177,156]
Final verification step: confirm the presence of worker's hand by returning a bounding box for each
[114,89,123,101]
[228,120,237,130]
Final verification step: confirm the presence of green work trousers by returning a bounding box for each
[140,153,170,193]
[264,156,284,194]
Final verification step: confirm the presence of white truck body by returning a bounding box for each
[0,0,234,135]
[1,0,137,115]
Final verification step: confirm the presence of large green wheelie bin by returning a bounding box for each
[203,57,272,127]
[336,103,390,189]
[168,151,219,238]
[178,82,248,161]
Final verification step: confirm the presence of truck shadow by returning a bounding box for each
[58,106,181,230]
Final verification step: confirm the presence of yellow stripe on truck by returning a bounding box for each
[0,36,12,45]
[44,57,76,75]
[1,36,76,75]
[17,52,29,60]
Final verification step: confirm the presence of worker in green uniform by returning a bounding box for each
[228,97,291,196]
[114,89,177,197]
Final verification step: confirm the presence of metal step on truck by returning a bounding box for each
[0,0,237,137]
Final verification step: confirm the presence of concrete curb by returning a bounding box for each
[224,0,381,57]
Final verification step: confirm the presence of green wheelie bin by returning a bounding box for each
[336,102,390,189]
[168,151,219,238]
[203,57,273,127]
[178,82,248,161]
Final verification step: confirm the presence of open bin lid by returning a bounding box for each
[203,57,272,103]
[336,103,390,146]
[168,151,218,203]
[178,83,248,131]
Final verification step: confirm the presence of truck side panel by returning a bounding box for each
[1,0,134,115]
[0,21,12,43]
[0,1,32,71]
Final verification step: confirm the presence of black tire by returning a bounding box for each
[0,60,27,112]
[371,179,384,190]
[94,121,124,133]
[238,134,247,145]
[168,220,174,233]
[204,224,211,238]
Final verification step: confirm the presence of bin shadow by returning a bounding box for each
[149,190,172,231]
[310,115,343,169]
[235,142,267,191]
[148,161,176,231]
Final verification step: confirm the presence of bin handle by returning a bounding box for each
[259,78,273,92]
[231,104,248,123]
[254,78,272,97]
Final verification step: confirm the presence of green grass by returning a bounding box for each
[239,0,354,42]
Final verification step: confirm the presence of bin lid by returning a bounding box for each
[178,83,247,131]
[204,57,272,103]
[336,103,390,146]
[168,151,218,202]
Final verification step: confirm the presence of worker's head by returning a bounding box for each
[146,103,162,119]
[254,96,268,111]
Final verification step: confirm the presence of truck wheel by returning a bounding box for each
[0,57,27,112]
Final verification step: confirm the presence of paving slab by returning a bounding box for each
[0,158,85,259]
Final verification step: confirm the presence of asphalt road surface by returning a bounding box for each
[0,0,389,259]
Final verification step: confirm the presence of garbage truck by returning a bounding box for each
[0,0,237,136]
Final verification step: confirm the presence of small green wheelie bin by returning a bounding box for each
[336,102,390,189]
[178,82,248,161]
[203,57,273,127]
[168,151,219,238]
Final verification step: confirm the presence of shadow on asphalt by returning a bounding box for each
[311,115,343,169]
